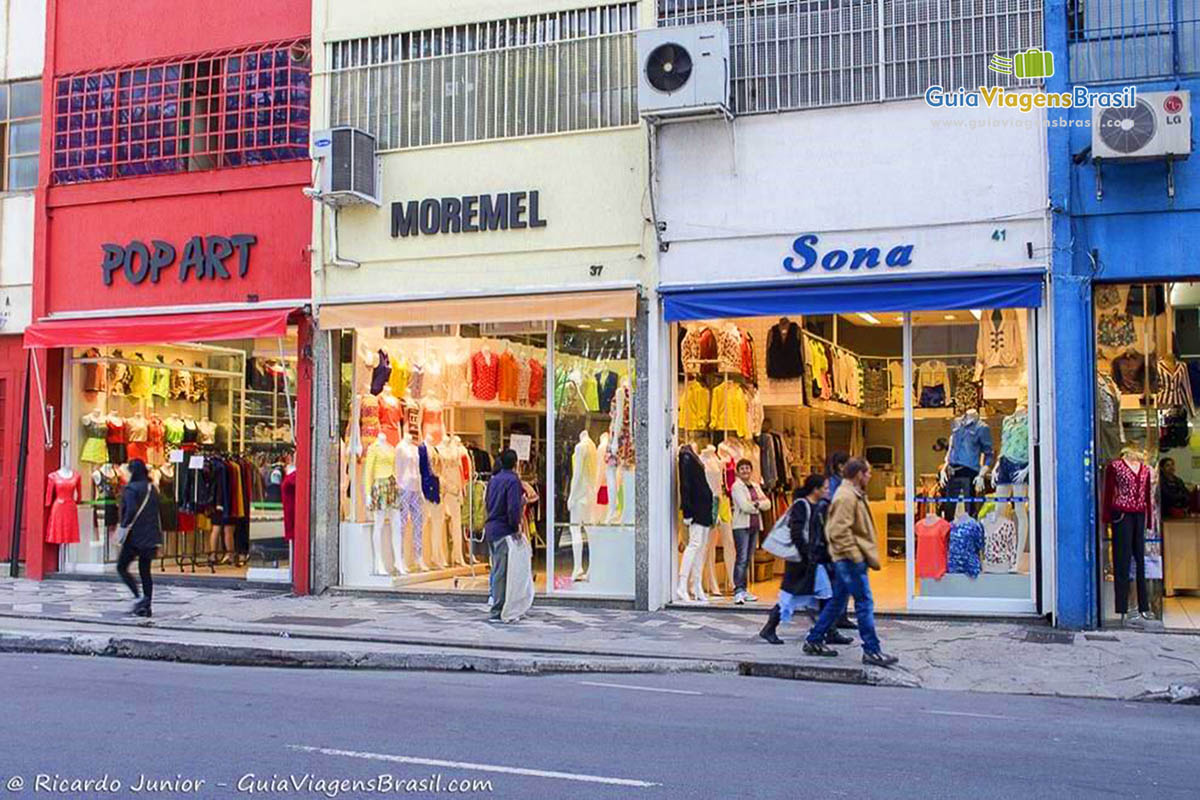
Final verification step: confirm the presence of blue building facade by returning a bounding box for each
[1047,0,1200,627]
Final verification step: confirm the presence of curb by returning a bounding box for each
[0,629,738,676]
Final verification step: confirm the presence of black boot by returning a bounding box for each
[759,606,784,645]
[133,597,152,618]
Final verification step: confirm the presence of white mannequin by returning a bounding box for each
[676,443,709,604]
[395,433,427,572]
[364,434,405,576]
[700,445,733,596]
[993,403,1030,572]
[424,436,449,569]
[567,430,598,581]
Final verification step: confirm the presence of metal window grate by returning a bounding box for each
[328,4,639,150]
[1068,0,1200,84]
[659,0,1043,115]
[52,39,311,186]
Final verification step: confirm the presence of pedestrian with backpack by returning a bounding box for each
[759,475,852,646]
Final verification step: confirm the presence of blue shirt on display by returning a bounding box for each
[946,517,985,578]
[948,416,994,470]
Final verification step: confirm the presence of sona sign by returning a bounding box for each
[782,234,914,273]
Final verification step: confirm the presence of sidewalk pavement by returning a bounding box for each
[1,578,1198,703]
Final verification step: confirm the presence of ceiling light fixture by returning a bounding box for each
[857,312,881,325]
[969,309,983,320]
[943,314,956,321]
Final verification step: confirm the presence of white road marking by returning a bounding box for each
[923,710,1013,721]
[577,680,704,696]
[289,745,660,788]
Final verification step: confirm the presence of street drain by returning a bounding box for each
[1024,630,1075,645]
[1084,633,1120,642]
[253,615,366,627]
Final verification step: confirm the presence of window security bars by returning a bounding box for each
[328,4,639,150]
[658,0,1043,114]
[1068,0,1200,83]
[52,39,311,185]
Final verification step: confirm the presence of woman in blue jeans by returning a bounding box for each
[730,458,771,604]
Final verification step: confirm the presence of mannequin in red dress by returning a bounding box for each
[45,468,82,544]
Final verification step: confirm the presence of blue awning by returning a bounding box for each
[660,271,1045,322]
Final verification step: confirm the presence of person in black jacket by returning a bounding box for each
[759,475,853,645]
[117,459,162,618]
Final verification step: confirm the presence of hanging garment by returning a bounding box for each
[1156,359,1196,416]
[709,380,749,437]
[611,384,635,466]
[915,516,951,580]
[1160,408,1190,450]
[916,360,949,407]
[946,517,986,578]
[1097,311,1136,349]
[765,320,803,379]
[887,360,906,409]
[597,370,619,412]
[740,332,756,383]
[581,371,600,412]
[81,349,106,393]
[975,308,1022,378]
[1096,376,1124,462]
[862,363,888,415]
[516,358,533,406]
[369,350,391,395]
[388,355,410,397]
[471,350,500,401]
[146,416,165,466]
[716,326,744,374]
[281,470,297,541]
[1112,351,1155,395]
[408,362,425,399]
[150,363,170,400]
[1126,284,1167,317]
[529,359,545,405]
[952,363,981,412]
[444,352,468,403]
[45,471,82,545]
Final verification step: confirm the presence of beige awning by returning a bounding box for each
[318,289,637,329]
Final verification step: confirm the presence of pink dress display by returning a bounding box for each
[45,470,82,544]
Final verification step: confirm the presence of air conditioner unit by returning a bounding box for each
[637,23,730,120]
[1092,91,1192,162]
[310,127,380,206]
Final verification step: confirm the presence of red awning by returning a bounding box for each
[23,307,295,348]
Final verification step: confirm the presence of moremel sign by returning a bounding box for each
[783,233,914,273]
[391,190,548,237]
[101,234,258,286]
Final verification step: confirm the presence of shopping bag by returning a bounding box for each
[762,503,805,562]
[502,535,535,622]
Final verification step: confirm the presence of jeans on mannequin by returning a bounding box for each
[941,465,980,520]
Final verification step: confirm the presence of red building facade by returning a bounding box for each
[21,0,313,592]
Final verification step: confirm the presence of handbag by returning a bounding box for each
[762,501,806,562]
[115,487,152,547]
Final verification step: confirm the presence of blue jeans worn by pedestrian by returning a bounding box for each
[806,559,881,653]
[732,527,754,593]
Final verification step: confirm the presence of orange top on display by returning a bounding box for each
[23,307,295,349]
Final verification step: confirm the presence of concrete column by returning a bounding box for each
[311,328,341,594]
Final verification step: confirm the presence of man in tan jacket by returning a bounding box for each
[803,458,898,666]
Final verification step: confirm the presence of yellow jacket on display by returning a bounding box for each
[709,380,748,438]
[679,380,711,430]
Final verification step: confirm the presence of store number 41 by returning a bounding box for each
[991,229,1006,241]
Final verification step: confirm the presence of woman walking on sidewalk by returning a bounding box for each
[759,475,847,645]
[116,459,162,618]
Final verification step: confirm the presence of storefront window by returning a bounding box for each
[551,319,636,596]
[61,337,299,581]
[1094,282,1200,630]
[672,306,1038,614]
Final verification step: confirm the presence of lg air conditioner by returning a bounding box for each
[310,127,381,206]
[637,23,730,120]
[1092,91,1192,162]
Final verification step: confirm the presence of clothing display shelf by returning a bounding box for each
[232,352,297,450]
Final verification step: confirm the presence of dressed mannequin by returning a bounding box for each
[700,444,734,596]
[197,417,217,446]
[609,378,636,525]
[439,436,468,567]
[421,396,445,444]
[363,434,404,576]
[1103,446,1153,623]
[125,411,149,462]
[677,442,712,603]
[378,386,404,446]
[566,431,598,581]
[394,433,427,572]
[593,431,611,523]
[105,411,127,464]
[423,436,449,569]
[45,466,82,545]
[992,401,1030,572]
[939,408,993,520]
[80,410,109,465]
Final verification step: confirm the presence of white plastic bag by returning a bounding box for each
[502,535,535,622]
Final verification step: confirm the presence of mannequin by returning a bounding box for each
[700,444,734,596]
[566,430,598,581]
[395,432,427,571]
[593,431,611,523]
[1103,446,1152,623]
[421,396,445,444]
[439,435,469,567]
[378,386,403,446]
[992,400,1030,572]
[125,411,149,463]
[423,435,449,569]
[363,434,404,576]
[92,463,122,543]
[197,417,217,446]
[677,442,712,603]
[105,410,127,464]
[45,465,82,545]
[80,409,110,465]
[608,377,635,525]
[940,408,993,520]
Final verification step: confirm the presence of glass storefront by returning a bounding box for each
[336,316,636,599]
[1094,282,1200,630]
[672,306,1039,614]
[59,336,299,582]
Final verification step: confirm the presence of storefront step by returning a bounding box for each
[326,585,635,610]
[46,573,291,595]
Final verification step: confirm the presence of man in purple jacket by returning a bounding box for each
[484,449,526,622]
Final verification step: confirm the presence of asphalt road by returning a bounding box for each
[1,653,1198,800]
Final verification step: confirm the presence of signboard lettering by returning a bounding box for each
[101,234,257,286]
[391,191,547,237]
[783,233,914,274]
